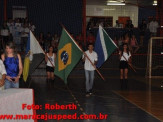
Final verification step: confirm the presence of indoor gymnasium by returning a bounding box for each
[0,0,163,122]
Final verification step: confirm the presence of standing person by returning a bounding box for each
[7,18,14,42]
[29,21,36,34]
[139,20,147,46]
[0,59,6,90]
[13,19,22,51]
[148,17,159,37]
[0,21,10,48]
[1,41,23,89]
[21,23,29,52]
[83,43,98,97]
[45,45,56,83]
[119,43,131,90]
[125,20,134,38]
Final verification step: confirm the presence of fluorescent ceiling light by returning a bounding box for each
[103,8,116,10]
[108,0,124,2]
[108,0,117,2]
[154,0,157,3]
[107,2,125,5]
[153,0,157,6]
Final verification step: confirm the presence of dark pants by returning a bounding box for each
[21,37,28,52]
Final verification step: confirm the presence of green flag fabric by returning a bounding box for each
[54,28,82,84]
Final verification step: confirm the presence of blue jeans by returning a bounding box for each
[5,79,19,89]
[85,70,94,92]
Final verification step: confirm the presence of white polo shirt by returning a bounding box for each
[149,21,159,33]
[83,50,98,71]
[120,52,131,61]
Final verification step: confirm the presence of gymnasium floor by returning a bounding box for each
[24,66,163,122]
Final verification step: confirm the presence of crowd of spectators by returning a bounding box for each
[0,16,159,54]
[0,17,35,52]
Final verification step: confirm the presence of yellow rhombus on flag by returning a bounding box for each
[54,28,82,84]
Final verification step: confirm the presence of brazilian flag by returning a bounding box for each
[54,28,82,84]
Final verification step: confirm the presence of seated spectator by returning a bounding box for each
[123,34,132,51]
[118,36,123,47]
[113,36,118,45]
[38,32,45,50]
[7,18,14,41]
[99,22,104,27]
[87,21,94,34]
[125,20,134,29]
[29,21,36,34]
[14,18,21,27]
[95,22,100,28]
[45,32,52,52]
[114,20,121,28]
[76,33,86,50]
[25,17,29,24]
[21,23,29,52]
[87,32,95,44]
[76,33,83,42]
[52,34,59,45]
[51,34,59,53]
[0,21,10,48]
[130,35,139,53]
[123,34,130,44]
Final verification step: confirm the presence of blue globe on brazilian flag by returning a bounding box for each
[54,28,82,84]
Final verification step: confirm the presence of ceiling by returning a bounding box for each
[86,0,154,7]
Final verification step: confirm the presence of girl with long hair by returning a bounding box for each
[1,41,23,89]
[45,45,56,83]
[119,43,131,90]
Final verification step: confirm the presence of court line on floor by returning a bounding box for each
[64,86,90,121]
[113,91,162,122]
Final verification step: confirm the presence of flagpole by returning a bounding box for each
[30,31,55,69]
[122,54,136,72]
[60,24,105,81]
[118,47,136,73]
